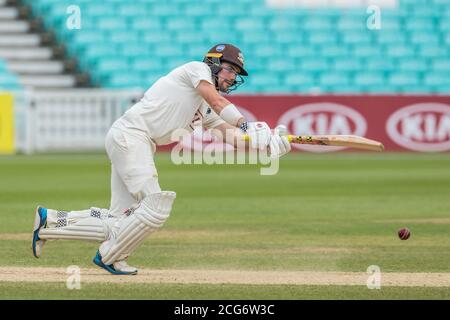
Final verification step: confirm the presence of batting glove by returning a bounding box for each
[269,125,291,158]
[242,121,272,150]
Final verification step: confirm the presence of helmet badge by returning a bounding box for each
[238,52,244,65]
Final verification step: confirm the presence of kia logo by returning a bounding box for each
[386,103,450,152]
[278,103,368,152]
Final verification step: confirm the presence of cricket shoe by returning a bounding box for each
[32,206,47,258]
[92,251,138,275]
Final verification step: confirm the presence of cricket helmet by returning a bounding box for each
[203,44,247,93]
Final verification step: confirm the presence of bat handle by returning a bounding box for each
[243,134,295,143]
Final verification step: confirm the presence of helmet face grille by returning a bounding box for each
[203,56,245,94]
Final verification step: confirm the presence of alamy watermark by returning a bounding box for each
[366,265,381,289]
[367,5,381,30]
[66,265,81,290]
[66,5,81,30]
[170,128,280,175]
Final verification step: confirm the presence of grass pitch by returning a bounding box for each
[0,152,449,299]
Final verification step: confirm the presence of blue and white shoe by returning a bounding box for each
[92,251,138,275]
[32,206,47,258]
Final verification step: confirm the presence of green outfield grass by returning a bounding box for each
[1,152,450,299]
[0,282,449,300]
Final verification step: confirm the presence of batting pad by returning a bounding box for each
[99,191,176,265]
[38,217,109,242]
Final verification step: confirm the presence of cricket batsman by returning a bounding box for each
[31,44,291,275]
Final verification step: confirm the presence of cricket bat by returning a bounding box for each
[244,134,384,152]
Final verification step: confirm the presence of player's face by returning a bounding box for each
[218,63,240,92]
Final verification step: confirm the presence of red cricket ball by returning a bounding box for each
[398,227,410,240]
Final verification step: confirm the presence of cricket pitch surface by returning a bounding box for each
[1,267,449,287]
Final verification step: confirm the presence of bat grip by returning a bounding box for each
[243,134,294,143]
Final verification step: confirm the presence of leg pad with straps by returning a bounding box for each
[99,191,176,265]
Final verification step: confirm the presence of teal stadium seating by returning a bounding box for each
[0,59,20,90]
[19,0,450,93]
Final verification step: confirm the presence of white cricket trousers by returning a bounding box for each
[105,125,161,217]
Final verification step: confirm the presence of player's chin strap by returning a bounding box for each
[203,53,222,91]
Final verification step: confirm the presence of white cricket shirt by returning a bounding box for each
[113,61,225,145]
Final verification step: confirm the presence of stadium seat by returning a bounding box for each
[389,72,420,86]
[432,59,450,71]
[302,16,335,31]
[341,31,373,46]
[274,33,305,45]
[286,45,316,59]
[318,45,349,58]
[438,18,450,32]
[374,32,408,45]
[445,34,450,46]
[23,0,449,93]
[241,31,273,45]
[386,44,416,58]
[398,85,434,94]
[85,3,116,17]
[149,3,181,17]
[418,44,448,59]
[363,84,400,93]
[183,4,213,17]
[299,57,330,73]
[404,17,436,31]
[120,44,152,60]
[72,31,106,46]
[166,19,197,32]
[267,59,292,72]
[352,44,383,58]
[0,73,20,89]
[142,33,173,45]
[84,44,119,58]
[164,58,194,71]
[378,18,402,31]
[132,57,164,73]
[327,84,364,93]
[398,58,429,72]
[354,72,385,86]
[268,17,300,32]
[107,74,144,89]
[335,17,366,31]
[365,56,396,72]
[284,72,316,87]
[333,58,363,73]
[247,73,281,87]
[320,72,351,86]
[131,18,162,32]
[307,32,339,45]
[235,19,265,32]
[409,32,440,45]
[96,17,128,31]
[434,85,450,93]
[110,32,139,45]
[175,32,207,45]
[95,58,129,74]
[424,72,450,86]
[116,3,149,17]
